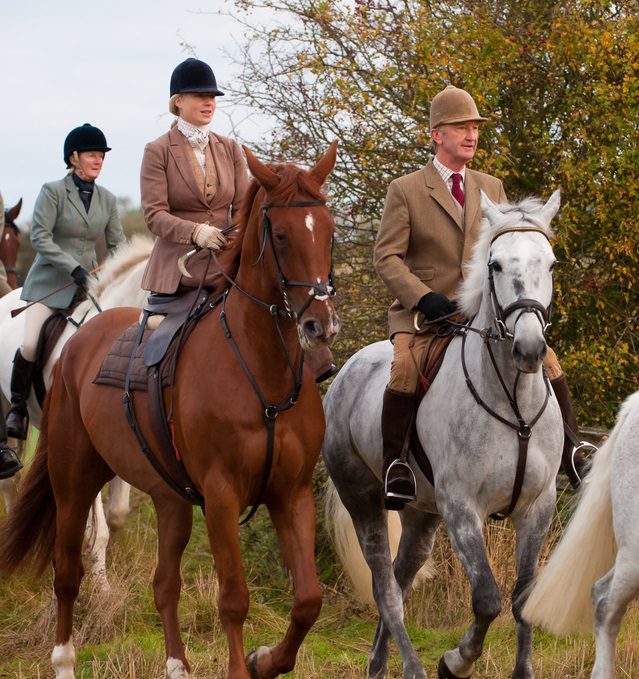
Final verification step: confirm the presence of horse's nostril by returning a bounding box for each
[303,319,323,339]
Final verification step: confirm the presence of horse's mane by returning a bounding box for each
[238,163,327,230]
[459,197,555,317]
[89,234,154,298]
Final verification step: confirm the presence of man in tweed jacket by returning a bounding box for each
[375,86,590,509]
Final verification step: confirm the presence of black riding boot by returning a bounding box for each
[551,374,596,488]
[0,444,22,479]
[382,388,417,510]
[0,397,22,479]
[6,349,36,440]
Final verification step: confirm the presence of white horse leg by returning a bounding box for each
[332,476,426,679]
[510,493,556,679]
[590,550,639,679]
[85,493,110,588]
[439,501,501,678]
[166,657,191,678]
[107,476,131,532]
[369,505,439,679]
[51,641,76,678]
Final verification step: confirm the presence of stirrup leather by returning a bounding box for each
[384,459,417,502]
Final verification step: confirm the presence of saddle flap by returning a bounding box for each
[143,290,207,366]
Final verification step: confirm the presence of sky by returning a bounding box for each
[0,0,272,228]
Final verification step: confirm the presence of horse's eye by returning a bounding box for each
[490,261,502,273]
[549,260,557,272]
[273,231,287,245]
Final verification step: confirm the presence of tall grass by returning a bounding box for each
[1,468,638,678]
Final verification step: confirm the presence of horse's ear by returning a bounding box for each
[243,146,280,192]
[7,198,22,222]
[538,189,561,224]
[308,141,338,187]
[480,190,504,226]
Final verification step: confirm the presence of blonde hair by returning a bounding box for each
[169,94,181,116]
[66,150,80,174]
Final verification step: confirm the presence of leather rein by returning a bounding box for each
[216,198,335,524]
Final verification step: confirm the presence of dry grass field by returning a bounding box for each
[1,461,637,678]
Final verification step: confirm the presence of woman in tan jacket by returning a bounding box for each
[140,57,337,382]
[140,58,249,297]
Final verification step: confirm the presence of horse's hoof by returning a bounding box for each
[438,657,470,679]
[245,646,274,679]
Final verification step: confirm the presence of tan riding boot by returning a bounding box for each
[551,374,596,488]
[382,387,417,510]
[6,349,36,440]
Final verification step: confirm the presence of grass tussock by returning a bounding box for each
[1,466,639,678]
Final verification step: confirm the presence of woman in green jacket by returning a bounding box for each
[2,124,125,453]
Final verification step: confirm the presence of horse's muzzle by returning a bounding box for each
[298,309,340,351]
[512,336,548,373]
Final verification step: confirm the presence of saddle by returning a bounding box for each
[94,289,209,390]
[32,288,88,406]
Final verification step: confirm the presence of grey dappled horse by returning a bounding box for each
[524,391,639,679]
[323,191,564,679]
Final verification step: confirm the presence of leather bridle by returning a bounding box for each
[258,200,337,319]
[457,226,555,518]
[217,198,337,524]
[487,227,553,341]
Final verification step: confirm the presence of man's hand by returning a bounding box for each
[191,223,227,251]
[416,292,456,320]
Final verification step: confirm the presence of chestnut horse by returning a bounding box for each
[0,144,340,679]
[1,198,22,292]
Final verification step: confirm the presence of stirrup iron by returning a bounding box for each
[384,459,417,502]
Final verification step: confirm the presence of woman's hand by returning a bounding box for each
[71,266,89,290]
[191,223,227,251]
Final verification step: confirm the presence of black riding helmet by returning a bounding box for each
[64,123,111,168]
[170,58,224,97]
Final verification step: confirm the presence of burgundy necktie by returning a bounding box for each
[451,172,465,208]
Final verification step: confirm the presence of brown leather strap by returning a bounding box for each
[491,426,531,520]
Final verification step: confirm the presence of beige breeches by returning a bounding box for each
[21,303,56,362]
[388,332,563,394]
[0,261,10,297]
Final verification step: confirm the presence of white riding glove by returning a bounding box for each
[191,223,227,251]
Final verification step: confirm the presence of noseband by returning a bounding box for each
[488,227,553,341]
[260,200,336,319]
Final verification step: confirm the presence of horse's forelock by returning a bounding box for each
[238,164,328,242]
[243,164,326,213]
[459,197,556,317]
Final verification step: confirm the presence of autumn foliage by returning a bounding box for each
[231,0,639,425]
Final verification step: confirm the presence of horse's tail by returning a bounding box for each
[522,411,626,634]
[325,478,434,605]
[0,392,56,578]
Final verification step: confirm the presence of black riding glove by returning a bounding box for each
[71,266,89,290]
[416,292,456,320]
